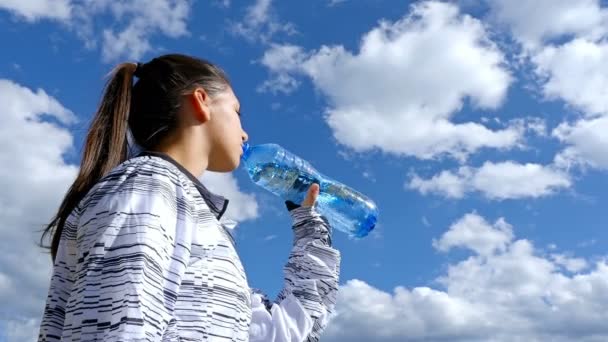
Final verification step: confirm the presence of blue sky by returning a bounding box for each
[2,0,608,341]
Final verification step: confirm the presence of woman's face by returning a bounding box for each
[206,86,249,172]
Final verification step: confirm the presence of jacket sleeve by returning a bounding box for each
[39,174,195,341]
[248,204,341,342]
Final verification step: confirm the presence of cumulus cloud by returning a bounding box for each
[231,0,296,44]
[408,161,571,200]
[0,79,79,339]
[409,168,469,198]
[535,38,608,171]
[260,1,521,160]
[488,0,608,171]
[6,318,40,342]
[553,116,608,170]
[487,0,608,49]
[551,254,588,273]
[433,213,513,256]
[322,213,608,342]
[97,0,190,62]
[257,44,304,93]
[533,39,608,117]
[0,0,72,21]
[0,0,192,62]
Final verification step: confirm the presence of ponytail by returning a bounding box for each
[40,62,136,261]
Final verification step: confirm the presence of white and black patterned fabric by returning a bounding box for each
[38,151,340,342]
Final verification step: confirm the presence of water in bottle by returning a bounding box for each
[240,143,378,237]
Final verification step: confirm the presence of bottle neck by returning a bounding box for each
[241,142,252,162]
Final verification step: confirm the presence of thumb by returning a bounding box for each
[302,183,320,208]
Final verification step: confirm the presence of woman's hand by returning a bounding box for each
[284,183,320,211]
[301,183,320,208]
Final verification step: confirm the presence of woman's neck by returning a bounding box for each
[154,130,209,178]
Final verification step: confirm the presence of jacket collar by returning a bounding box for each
[136,151,229,220]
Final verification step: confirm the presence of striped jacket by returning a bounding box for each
[38,151,341,341]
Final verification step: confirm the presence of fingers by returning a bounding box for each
[302,183,320,208]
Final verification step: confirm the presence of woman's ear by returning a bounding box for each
[191,87,212,123]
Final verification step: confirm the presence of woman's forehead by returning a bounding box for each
[215,87,239,106]
[228,88,241,109]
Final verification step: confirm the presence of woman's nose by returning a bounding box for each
[242,130,249,143]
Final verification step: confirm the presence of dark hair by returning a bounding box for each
[40,54,231,261]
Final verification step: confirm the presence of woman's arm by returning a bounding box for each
[249,185,341,342]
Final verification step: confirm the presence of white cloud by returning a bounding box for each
[201,171,259,222]
[0,0,72,21]
[257,44,305,93]
[409,161,571,200]
[470,161,571,199]
[488,0,608,171]
[261,1,522,160]
[244,0,271,27]
[551,254,588,273]
[488,0,608,49]
[101,23,152,62]
[361,171,376,183]
[433,213,513,256]
[535,38,608,171]
[322,213,608,342]
[553,116,608,170]
[263,234,278,241]
[328,0,347,7]
[93,0,191,62]
[409,168,469,198]
[0,79,79,338]
[5,318,40,342]
[578,239,598,248]
[0,0,192,62]
[533,39,608,117]
[231,0,296,44]
[257,72,300,94]
[524,117,547,137]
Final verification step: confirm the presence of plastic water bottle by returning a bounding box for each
[240,143,378,237]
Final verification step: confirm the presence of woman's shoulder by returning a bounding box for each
[126,155,187,182]
[120,154,195,187]
[79,155,197,210]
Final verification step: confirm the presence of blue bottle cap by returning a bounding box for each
[356,214,377,238]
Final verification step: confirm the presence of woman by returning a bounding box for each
[38,54,340,341]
